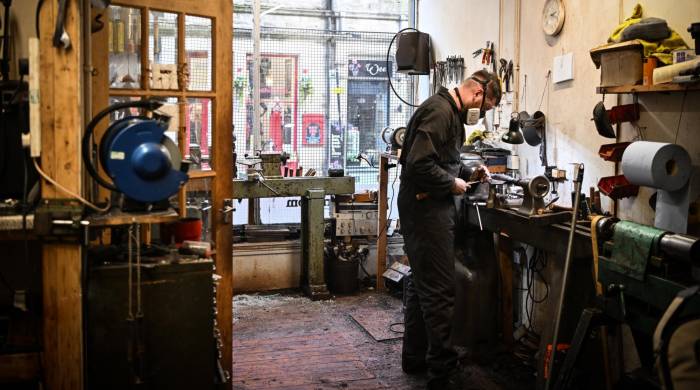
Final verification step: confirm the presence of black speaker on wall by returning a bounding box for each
[395,31,431,75]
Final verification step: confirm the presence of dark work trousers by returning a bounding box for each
[399,193,460,383]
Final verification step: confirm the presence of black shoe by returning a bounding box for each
[445,367,472,390]
[401,359,428,375]
[402,358,427,375]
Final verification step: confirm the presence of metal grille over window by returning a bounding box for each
[233,27,413,183]
[148,11,179,90]
[185,16,213,92]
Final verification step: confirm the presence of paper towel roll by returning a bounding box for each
[621,142,691,191]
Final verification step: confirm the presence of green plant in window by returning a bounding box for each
[300,69,313,102]
[234,68,247,104]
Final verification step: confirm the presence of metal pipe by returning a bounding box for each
[546,163,584,390]
[659,234,699,264]
[251,0,262,225]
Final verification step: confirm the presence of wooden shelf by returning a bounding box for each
[189,170,217,179]
[109,88,216,99]
[88,208,179,227]
[0,352,41,382]
[597,82,700,94]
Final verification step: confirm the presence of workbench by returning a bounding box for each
[232,176,355,298]
[464,203,596,388]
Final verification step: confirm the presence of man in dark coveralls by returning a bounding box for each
[398,69,501,389]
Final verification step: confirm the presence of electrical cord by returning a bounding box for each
[33,158,110,212]
[378,167,399,236]
[674,89,688,144]
[387,27,425,108]
[36,0,45,38]
[517,246,550,333]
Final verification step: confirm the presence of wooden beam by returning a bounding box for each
[91,6,110,205]
[114,0,221,17]
[376,154,390,290]
[211,1,234,384]
[210,0,234,383]
[40,3,85,390]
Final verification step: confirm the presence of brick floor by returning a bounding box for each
[232,291,534,390]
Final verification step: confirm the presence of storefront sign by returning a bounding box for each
[348,59,392,78]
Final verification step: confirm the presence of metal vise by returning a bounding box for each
[258,151,289,179]
[516,175,551,216]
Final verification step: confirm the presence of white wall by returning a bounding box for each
[420,0,700,227]
[515,0,700,229]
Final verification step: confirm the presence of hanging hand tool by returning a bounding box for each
[481,41,491,65]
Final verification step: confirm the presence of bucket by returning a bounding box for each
[327,256,359,294]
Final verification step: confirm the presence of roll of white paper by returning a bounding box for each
[621,141,691,191]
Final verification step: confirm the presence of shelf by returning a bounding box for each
[189,170,217,179]
[0,214,34,231]
[596,82,700,94]
[109,88,216,98]
[88,208,180,227]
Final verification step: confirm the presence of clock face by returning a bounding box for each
[542,0,565,36]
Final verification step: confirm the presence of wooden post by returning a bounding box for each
[376,154,390,290]
[497,232,514,347]
[211,0,234,381]
[40,1,84,389]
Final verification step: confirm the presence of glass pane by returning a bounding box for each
[185,15,213,91]
[108,6,141,89]
[186,178,212,241]
[149,11,179,90]
[186,98,213,170]
[108,96,142,122]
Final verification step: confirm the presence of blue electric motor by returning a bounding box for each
[83,100,189,204]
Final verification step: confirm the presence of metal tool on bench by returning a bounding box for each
[491,173,552,216]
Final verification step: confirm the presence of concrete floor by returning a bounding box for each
[232,291,535,390]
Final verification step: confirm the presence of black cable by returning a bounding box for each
[36,0,45,38]
[386,28,423,108]
[674,89,688,144]
[82,99,163,192]
[523,248,550,332]
[378,166,399,235]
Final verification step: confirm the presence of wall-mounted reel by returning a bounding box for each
[82,100,189,206]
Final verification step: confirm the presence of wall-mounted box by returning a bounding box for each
[590,40,644,87]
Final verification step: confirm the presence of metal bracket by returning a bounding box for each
[34,199,88,242]
[220,199,235,224]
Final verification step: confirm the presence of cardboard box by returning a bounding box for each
[590,40,644,87]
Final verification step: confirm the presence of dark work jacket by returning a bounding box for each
[398,87,464,213]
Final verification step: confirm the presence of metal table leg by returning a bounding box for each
[301,188,330,299]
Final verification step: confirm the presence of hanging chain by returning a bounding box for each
[135,223,143,317]
[127,224,135,321]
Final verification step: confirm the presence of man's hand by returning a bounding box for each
[473,165,492,183]
[452,178,470,194]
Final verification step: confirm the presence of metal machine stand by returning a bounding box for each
[232,176,355,299]
[301,189,328,298]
